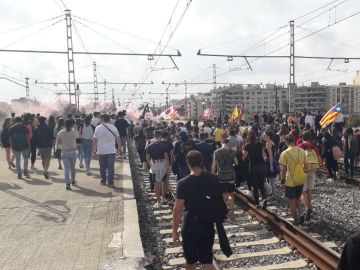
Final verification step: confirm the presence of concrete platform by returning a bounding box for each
[0,152,144,270]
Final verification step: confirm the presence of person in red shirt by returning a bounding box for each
[297,130,321,221]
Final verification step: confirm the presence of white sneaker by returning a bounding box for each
[336,171,340,179]
[154,202,161,209]
[86,170,92,175]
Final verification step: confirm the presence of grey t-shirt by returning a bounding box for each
[58,129,77,150]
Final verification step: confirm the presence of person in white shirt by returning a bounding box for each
[91,112,100,127]
[92,114,121,188]
[79,115,95,175]
[304,112,314,129]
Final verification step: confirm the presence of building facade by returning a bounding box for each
[329,83,360,115]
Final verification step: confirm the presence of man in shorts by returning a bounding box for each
[146,130,170,208]
[33,116,55,179]
[173,150,223,270]
[297,130,321,221]
[212,138,238,220]
[279,134,309,225]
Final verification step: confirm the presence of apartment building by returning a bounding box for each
[329,83,360,115]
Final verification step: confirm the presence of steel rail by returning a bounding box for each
[234,189,340,270]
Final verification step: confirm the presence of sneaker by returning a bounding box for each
[295,214,305,225]
[336,171,340,179]
[11,162,15,168]
[31,165,35,170]
[161,197,167,204]
[72,181,77,186]
[154,202,161,209]
[79,163,84,169]
[100,181,106,186]
[66,184,71,190]
[108,184,115,188]
[44,172,49,179]
[262,200,268,210]
[305,208,313,221]
[86,170,92,176]
[24,171,30,178]
[58,165,62,170]
[17,174,22,179]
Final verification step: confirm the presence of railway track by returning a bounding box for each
[139,168,340,270]
[129,142,342,269]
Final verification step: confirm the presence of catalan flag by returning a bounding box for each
[229,105,239,125]
[319,103,342,128]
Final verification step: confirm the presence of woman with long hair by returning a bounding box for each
[56,118,77,190]
[75,118,84,168]
[1,117,15,169]
[54,118,65,169]
[263,130,279,197]
[243,130,267,208]
[79,115,94,174]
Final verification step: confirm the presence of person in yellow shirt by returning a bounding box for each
[279,134,309,225]
[213,125,224,148]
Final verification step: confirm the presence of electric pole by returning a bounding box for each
[184,80,188,119]
[212,63,217,114]
[25,77,29,99]
[111,88,115,111]
[65,10,78,112]
[289,20,295,113]
[93,61,98,107]
[274,84,279,112]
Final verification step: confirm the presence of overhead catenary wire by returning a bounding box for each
[0,18,65,49]
[72,19,137,54]
[0,14,64,36]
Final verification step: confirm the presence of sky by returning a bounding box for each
[0,0,360,108]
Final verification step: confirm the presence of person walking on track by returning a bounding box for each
[173,150,227,270]
[279,134,309,225]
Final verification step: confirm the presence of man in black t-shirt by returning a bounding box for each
[173,150,223,270]
[114,111,130,158]
[146,130,170,208]
[195,132,213,172]
[9,117,30,179]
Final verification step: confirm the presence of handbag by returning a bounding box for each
[54,148,61,159]
[332,145,343,161]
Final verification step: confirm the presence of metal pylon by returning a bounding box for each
[93,61,98,107]
[65,10,78,112]
[289,20,295,112]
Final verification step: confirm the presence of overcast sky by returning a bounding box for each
[0,0,360,107]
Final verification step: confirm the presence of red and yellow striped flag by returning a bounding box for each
[229,105,239,125]
[319,103,342,128]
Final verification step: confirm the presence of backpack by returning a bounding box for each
[80,124,95,135]
[36,127,52,148]
[189,173,228,223]
[178,140,195,163]
[12,130,28,151]
[286,149,307,186]
[304,145,319,173]
[332,145,343,160]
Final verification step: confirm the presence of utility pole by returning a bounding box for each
[111,88,115,111]
[93,61,98,107]
[25,77,29,99]
[212,63,217,114]
[274,84,279,112]
[65,10,78,112]
[289,20,295,113]
[184,80,188,119]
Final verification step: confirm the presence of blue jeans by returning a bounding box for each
[81,139,93,170]
[14,148,29,175]
[61,150,77,184]
[120,136,127,154]
[99,153,115,185]
[344,151,357,177]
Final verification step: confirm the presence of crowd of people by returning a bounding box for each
[0,111,134,190]
[1,109,359,269]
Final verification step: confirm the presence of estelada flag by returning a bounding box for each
[201,108,212,120]
[320,103,342,128]
[229,105,239,125]
[139,104,150,120]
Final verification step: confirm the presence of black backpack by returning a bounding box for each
[12,130,28,151]
[189,172,228,224]
[178,140,195,164]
